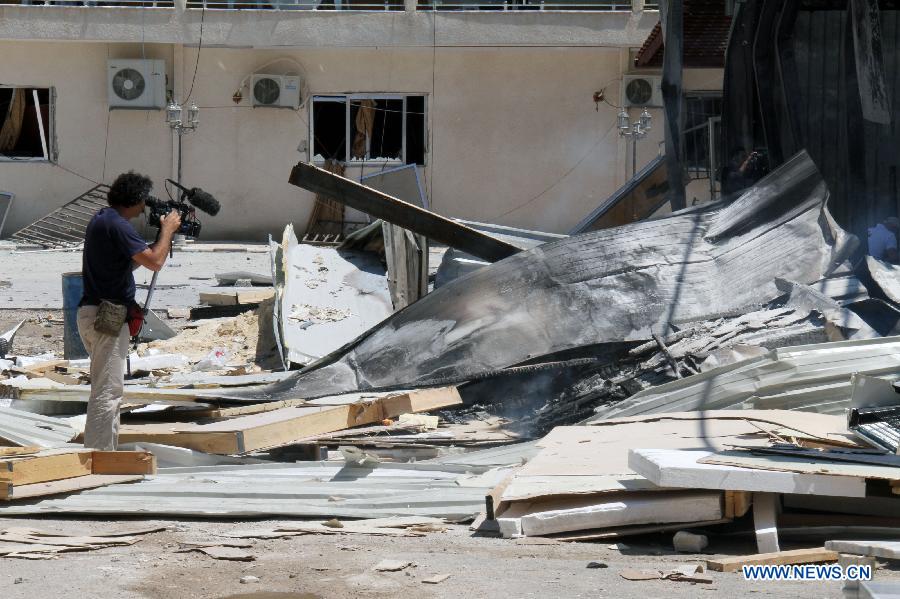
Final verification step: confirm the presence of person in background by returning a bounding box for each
[76,171,181,450]
[868,216,899,263]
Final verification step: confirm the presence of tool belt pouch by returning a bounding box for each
[94,300,127,336]
[127,301,145,338]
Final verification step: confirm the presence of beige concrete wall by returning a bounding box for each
[2,41,645,239]
[0,41,174,239]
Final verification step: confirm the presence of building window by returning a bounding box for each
[0,87,54,162]
[682,93,722,178]
[311,95,426,166]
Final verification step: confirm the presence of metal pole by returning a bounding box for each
[632,130,637,178]
[177,133,183,187]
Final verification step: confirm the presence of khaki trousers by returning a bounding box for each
[76,305,129,450]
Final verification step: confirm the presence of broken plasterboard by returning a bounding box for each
[276,225,392,366]
[494,410,855,507]
[628,449,866,497]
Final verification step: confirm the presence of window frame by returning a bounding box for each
[681,92,723,176]
[309,93,427,166]
[0,86,57,164]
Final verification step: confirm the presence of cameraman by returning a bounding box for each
[76,171,181,450]
[723,149,766,196]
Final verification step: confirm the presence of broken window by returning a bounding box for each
[310,94,426,166]
[0,87,54,162]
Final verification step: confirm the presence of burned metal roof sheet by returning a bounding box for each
[235,151,858,401]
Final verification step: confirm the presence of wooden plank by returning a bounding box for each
[119,389,462,455]
[91,451,157,475]
[240,403,385,453]
[118,425,242,455]
[707,548,838,573]
[0,474,144,500]
[289,162,520,263]
[753,492,781,554]
[381,387,462,418]
[725,490,753,519]
[0,450,92,486]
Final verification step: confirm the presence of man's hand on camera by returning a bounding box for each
[161,210,182,234]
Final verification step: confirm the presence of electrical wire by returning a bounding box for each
[488,120,618,221]
[101,110,111,182]
[184,5,205,104]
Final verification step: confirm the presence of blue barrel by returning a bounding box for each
[62,272,88,359]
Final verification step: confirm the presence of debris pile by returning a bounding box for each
[1,150,900,594]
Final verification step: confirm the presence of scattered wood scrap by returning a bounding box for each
[0,526,165,559]
[707,548,839,572]
[226,517,447,539]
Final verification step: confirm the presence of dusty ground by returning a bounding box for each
[0,309,66,357]
[1,518,885,599]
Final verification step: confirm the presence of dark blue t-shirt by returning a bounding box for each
[81,207,149,305]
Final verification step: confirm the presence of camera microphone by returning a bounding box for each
[166,179,221,216]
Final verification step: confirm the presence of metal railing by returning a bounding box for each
[6,0,174,6]
[3,0,645,10]
[418,0,631,10]
[185,0,401,8]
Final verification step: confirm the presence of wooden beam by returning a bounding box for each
[707,548,839,573]
[0,449,92,486]
[289,162,520,263]
[92,451,157,476]
[119,387,462,455]
[725,490,753,519]
[381,387,463,418]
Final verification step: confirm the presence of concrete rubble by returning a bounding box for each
[2,153,900,597]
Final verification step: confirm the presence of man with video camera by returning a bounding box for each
[76,171,181,450]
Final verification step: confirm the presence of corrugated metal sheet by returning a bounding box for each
[0,462,501,520]
[590,335,900,420]
[0,406,77,448]
[424,441,541,468]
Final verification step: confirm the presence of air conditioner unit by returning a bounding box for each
[108,59,166,110]
[621,75,663,108]
[251,74,302,109]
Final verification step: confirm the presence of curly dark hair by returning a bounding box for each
[107,171,153,208]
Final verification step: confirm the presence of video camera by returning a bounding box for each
[146,179,221,238]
